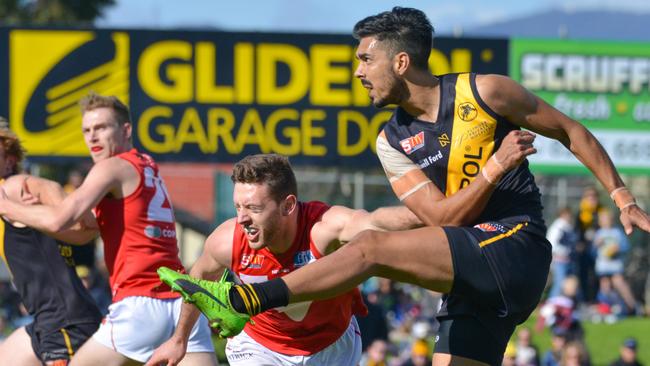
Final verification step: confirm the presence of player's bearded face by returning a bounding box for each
[355,37,405,108]
[233,183,283,250]
[374,70,406,108]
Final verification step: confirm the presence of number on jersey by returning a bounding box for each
[143,167,174,223]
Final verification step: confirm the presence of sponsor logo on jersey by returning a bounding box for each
[400,131,425,155]
[458,102,478,121]
[418,150,444,169]
[9,30,130,157]
[474,222,506,233]
[438,133,450,147]
[144,225,161,238]
[144,225,176,238]
[454,121,493,147]
[241,254,264,269]
[293,250,315,268]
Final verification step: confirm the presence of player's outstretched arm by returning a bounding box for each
[311,204,425,254]
[0,158,124,235]
[146,219,234,366]
[1,174,98,244]
[478,74,650,234]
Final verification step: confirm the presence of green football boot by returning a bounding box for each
[157,266,252,338]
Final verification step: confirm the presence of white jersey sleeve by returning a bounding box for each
[376,131,432,201]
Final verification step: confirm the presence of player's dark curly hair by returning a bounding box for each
[232,154,298,202]
[0,125,26,176]
[353,7,434,70]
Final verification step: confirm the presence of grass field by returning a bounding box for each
[518,315,650,365]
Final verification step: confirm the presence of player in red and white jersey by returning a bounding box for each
[93,148,183,303]
[229,200,368,357]
[0,93,216,366]
[147,154,419,366]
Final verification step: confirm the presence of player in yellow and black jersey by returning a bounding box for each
[168,7,650,366]
[0,128,101,365]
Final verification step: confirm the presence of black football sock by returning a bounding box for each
[228,278,290,316]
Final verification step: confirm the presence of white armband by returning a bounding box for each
[376,132,431,201]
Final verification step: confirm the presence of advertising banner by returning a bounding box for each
[511,39,650,174]
[0,28,508,165]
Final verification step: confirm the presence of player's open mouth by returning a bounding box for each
[91,146,103,152]
[243,226,259,240]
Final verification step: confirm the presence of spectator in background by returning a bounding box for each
[537,276,584,342]
[610,338,644,366]
[547,207,578,299]
[358,291,389,352]
[542,328,568,366]
[594,275,627,323]
[375,278,406,327]
[575,186,603,303]
[560,341,591,366]
[76,265,112,316]
[63,169,84,194]
[516,327,540,366]
[593,209,637,314]
[402,339,431,366]
[360,339,390,366]
[502,341,517,366]
[576,187,603,243]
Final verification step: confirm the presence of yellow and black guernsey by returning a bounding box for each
[0,217,101,335]
[382,72,543,225]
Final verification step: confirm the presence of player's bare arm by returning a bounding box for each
[0,157,133,234]
[377,129,535,227]
[146,219,234,366]
[369,205,423,231]
[311,206,370,254]
[1,174,98,244]
[192,218,235,280]
[311,205,425,255]
[478,74,650,234]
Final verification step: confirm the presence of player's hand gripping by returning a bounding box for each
[494,130,537,171]
[144,336,187,366]
[481,130,537,184]
[619,204,650,235]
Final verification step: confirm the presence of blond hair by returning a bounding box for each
[79,92,131,126]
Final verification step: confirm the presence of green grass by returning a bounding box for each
[517,315,650,365]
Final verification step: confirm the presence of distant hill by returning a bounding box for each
[463,9,650,41]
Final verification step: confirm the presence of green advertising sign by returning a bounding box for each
[511,39,650,174]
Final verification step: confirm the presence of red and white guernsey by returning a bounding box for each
[231,201,368,355]
[94,149,184,302]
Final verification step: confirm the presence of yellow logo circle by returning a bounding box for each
[457,102,477,122]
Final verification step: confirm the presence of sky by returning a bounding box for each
[96,0,650,35]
